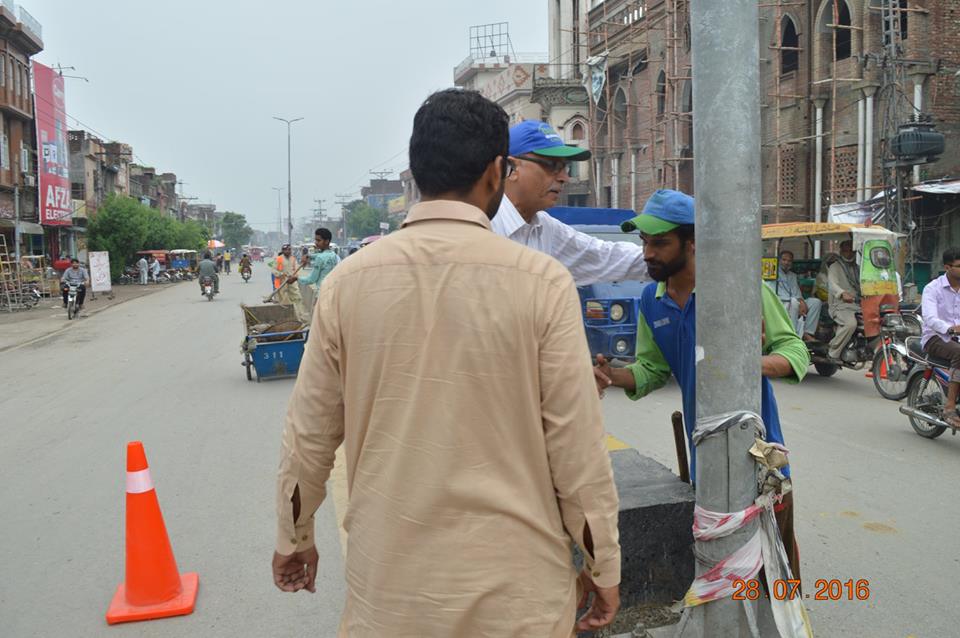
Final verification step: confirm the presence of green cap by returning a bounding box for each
[621,189,695,235]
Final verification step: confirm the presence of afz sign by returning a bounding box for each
[43,184,72,224]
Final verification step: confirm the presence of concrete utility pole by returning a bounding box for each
[335,194,352,242]
[681,0,764,636]
[273,116,303,245]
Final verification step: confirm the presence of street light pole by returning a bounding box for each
[679,0,765,636]
[273,116,303,246]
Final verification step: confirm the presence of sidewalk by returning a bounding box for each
[0,282,177,352]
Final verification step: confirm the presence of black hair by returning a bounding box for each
[779,249,794,259]
[316,228,332,241]
[944,247,960,265]
[203,251,212,259]
[409,88,509,197]
[71,258,79,263]
[673,224,695,245]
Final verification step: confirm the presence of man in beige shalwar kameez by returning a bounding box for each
[271,89,622,637]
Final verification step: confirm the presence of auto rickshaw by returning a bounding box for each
[168,249,199,273]
[762,222,908,378]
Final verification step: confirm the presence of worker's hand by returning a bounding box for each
[841,292,855,303]
[272,546,318,593]
[798,299,808,317]
[286,275,298,284]
[576,570,620,631]
[594,354,613,397]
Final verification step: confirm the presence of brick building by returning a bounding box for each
[578,0,959,279]
[0,3,42,257]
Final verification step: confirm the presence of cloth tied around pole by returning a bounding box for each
[684,411,813,638]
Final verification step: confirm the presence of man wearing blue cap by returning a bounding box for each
[491,120,648,286]
[593,189,809,579]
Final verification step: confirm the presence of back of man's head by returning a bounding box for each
[409,89,509,198]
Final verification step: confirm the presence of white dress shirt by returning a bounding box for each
[491,196,648,286]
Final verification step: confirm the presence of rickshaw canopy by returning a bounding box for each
[761,222,899,244]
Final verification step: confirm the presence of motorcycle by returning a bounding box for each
[899,336,959,439]
[200,276,215,301]
[241,266,252,283]
[63,283,81,320]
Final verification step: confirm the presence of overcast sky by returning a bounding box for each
[30,0,547,231]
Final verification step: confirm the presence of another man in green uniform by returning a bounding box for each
[593,189,809,579]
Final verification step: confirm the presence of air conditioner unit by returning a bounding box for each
[23,174,35,187]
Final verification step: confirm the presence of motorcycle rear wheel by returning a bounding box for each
[67,300,75,320]
[906,374,947,439]
[872,349,910,401]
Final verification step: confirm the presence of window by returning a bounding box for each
[571,122,586,141]
[835,1,852,61]
[8,59,12,93]
[0,56,5,87]
[781,17,799,74]
[882,0,908,45]
[631,50,649,75]
[656,71,666,117]
[14,62,20,96]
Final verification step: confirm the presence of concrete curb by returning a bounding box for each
[0,284,167,353]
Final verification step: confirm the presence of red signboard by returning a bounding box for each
[33,61,71,226]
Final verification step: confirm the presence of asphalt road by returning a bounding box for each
[2,265,957,637]
[0,268,345,638]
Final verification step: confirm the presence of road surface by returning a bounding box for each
[1,265,956,637]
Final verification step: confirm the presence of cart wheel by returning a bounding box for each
[244,354,254,381]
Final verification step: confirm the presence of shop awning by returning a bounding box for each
[0,219,44,234]
[912,179,960,195]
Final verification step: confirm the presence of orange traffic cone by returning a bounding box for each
[105,441,199,624]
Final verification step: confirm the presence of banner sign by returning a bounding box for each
[89,251,112,293]
[33,62,72,226]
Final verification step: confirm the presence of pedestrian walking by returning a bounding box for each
[491,120,648,286]
[137,255,148,285]
[271,88,621,637]
[224,249,232,274]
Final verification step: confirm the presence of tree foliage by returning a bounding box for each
[345,200,398,238]
[88,195,209,278]
[220,211,254,249]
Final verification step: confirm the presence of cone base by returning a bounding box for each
[105,572,198,625]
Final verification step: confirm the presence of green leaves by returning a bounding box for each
[344,200,397,238]
[220,212,254,249]
[88,195,211,278]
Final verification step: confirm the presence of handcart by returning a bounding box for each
[240,303,309,382]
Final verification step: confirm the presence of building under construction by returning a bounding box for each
[561,0,959,283]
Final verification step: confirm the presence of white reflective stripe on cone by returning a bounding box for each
[126,469,154,494]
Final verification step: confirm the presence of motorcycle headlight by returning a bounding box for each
[609,303,626,322]
[614,338,630,355]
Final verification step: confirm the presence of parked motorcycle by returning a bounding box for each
[200,276,215,301]
[869,308,921,400]
[899,336,959,439]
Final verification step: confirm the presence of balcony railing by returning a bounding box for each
[18,5,41,41]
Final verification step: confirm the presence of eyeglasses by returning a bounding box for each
[513,155,570,176]
[504,158,517,178]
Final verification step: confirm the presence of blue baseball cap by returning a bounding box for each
[509,120,591,160]
[621,189,695,235]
